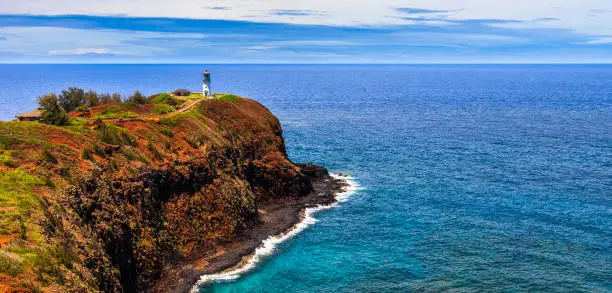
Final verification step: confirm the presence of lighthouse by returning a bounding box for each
[203,69,212,98]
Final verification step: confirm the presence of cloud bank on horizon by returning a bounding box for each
[0,0,611,63]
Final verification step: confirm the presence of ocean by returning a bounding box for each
[1,64,610,292]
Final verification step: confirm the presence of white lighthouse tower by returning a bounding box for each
[203,69,211,98]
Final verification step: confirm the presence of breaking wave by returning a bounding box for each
[192,173,361,291]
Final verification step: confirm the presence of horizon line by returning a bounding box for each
[2,62,612,65]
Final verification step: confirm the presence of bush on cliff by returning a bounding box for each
[85,90,101,107]
[126,91,149,105]
[59,87,86,112]
[38,93,69,126]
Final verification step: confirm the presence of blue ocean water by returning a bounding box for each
[1,64,611,292]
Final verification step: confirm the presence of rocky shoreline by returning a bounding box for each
[157,165,348,292]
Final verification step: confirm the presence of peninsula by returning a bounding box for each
[0,88,347,292]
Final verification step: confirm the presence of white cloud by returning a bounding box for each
[389,32,529,48]
[586,37,612,44]
[1,0,611,34]
[246,40,357,51]
[49,48,119,55]
[0,26,207,56]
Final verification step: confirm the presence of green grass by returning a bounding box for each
[0,252,23,276]
[152,93,186,107]
[96,104,138,119]
[160,108,203,126]
[216,94,241,102]
[1,122,88,152]
[151,93,172,104]
[41,148,58,164]
[122,147,148,164]
[152,104,176,115]
[4,242,39,262]
[95,124,138,146]
[97,111,138,119]
[60,118,90,134]
[0,148,18,168]
[0,135,19,150]
[188,92,204,99]
[0,170,44,240]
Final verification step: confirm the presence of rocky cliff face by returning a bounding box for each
[0,97,324,292]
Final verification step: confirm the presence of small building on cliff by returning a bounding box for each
[16,109,42,122]
[172,89,191,97]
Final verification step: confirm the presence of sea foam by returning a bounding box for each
[191,173,360,291]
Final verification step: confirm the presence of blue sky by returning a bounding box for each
[1,1,612,63]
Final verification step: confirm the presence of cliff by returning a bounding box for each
[0,96,342,292]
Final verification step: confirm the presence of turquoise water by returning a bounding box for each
[1,65,611,292]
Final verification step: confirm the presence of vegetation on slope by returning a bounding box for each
[0,95,313,292]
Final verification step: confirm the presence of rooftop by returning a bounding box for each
[17,109,42,118]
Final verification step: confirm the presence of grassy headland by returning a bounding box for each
[0,91,326,292]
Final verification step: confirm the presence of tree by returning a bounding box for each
[58,87,85,112]
[99,93,112,104]
[85,90,100,107]
[98,93,121,104]
[111,93,122,104]
[127,91,148,104]
[38,94,69,126]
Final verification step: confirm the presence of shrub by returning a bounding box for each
[85,90,100,107]
[161,127,173,137]
[58,87,85,112]
[81,148,93,161]
[92,144,106,158]
[126,91,148,104]
[38,94,69,126]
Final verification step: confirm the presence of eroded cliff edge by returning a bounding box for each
[0,97,344,292]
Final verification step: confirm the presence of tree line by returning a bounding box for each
[37,87,149,125]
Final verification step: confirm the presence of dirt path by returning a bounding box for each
[159,98,203,118]
[103,98,205,123]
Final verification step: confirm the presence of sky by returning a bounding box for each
[1,0,612,63]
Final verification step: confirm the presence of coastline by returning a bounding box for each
[156,170,356,292]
